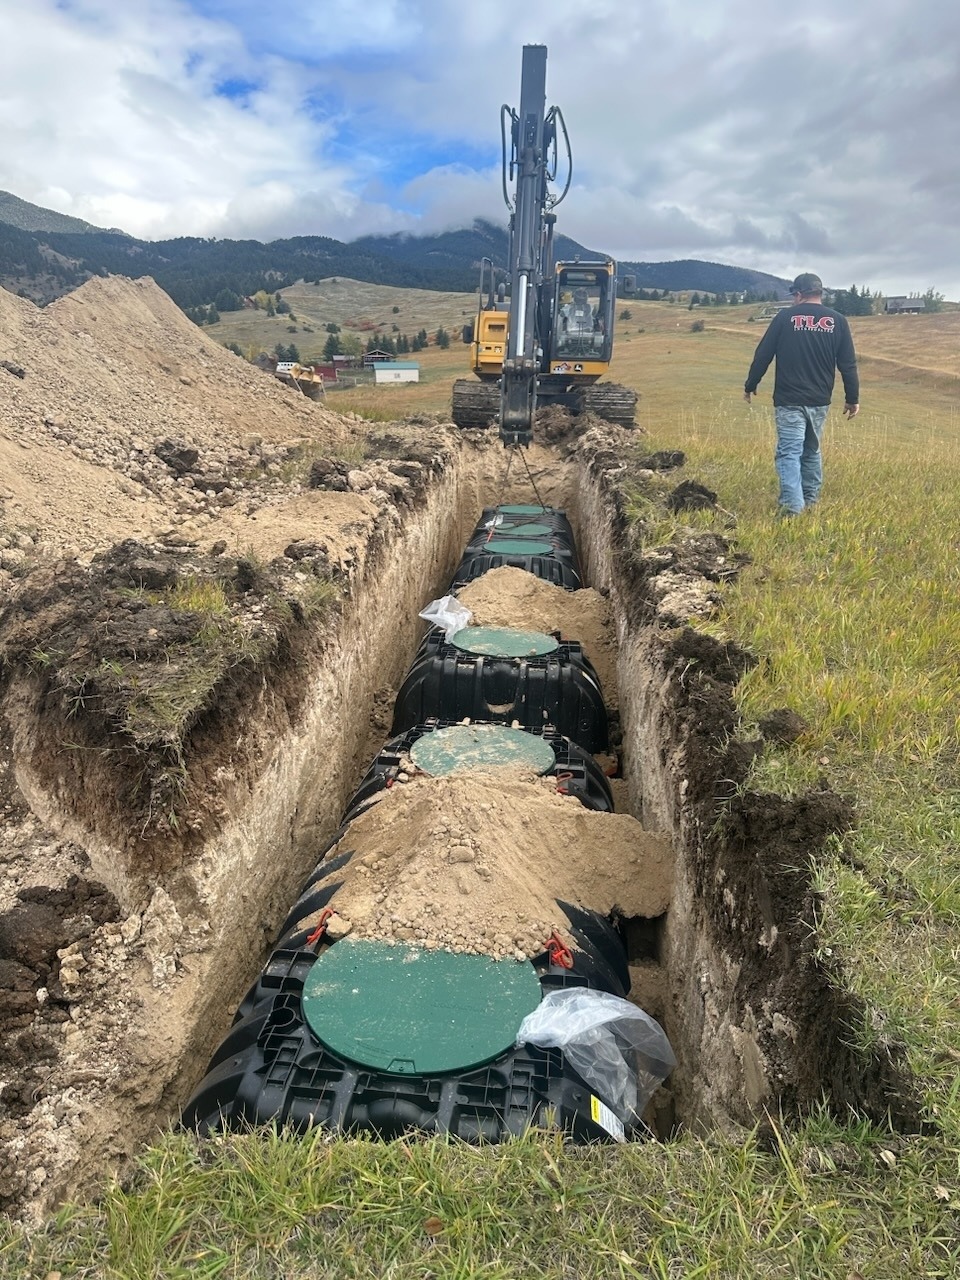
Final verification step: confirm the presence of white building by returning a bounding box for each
[373,361,420,384]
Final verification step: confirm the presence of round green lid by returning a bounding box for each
[492,521,553,537]
[302,939,542,1074]
[486,537,554,556]
[450,625,558,658]
[497,504,551,515]
[410,723,556,776]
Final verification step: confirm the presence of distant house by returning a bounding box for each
[885,296,926,314]
[373,361,420,385]
[754,303,791,321]
[362,349,395,365]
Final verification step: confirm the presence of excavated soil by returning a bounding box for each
[305,771,672,959]
[0,275,922,1223]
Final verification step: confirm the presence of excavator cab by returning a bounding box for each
[550,263,615,367]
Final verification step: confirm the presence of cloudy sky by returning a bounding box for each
[2,0,958,296]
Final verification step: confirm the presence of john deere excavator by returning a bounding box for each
[452,44,637,446]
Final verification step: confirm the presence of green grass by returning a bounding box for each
[3,1120,956,1279]
[621,401,960,1130]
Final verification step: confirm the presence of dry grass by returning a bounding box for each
[209,277,480,366]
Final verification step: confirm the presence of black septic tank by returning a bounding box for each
[392,626,608,753]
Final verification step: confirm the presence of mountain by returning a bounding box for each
[0,191,789,307]
[616,258,787,297]
[0,190,126,236]
[353,223,787,298]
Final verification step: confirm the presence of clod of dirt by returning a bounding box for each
[758,708,808,745]
[153,440,200,476]
[532,405,581,445]
[619,527,751,628]
[636,450,686,471]
[308,458,350,490]
[666,479,718,512]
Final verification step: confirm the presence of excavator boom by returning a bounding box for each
[499,44,551,445]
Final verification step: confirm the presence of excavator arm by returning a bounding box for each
[498,45,568,446]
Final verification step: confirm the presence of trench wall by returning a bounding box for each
[6,450,470,1207]
[576,445,921,1133]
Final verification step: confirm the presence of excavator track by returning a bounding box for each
[575,383,638,428]
[451,379,500,429]
[452,378,639,432]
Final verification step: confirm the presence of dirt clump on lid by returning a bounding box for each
[457,566,618,707]
[312,771,672,961]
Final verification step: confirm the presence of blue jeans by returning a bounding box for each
[774,405,829,513]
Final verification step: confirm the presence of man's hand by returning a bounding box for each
[843,403,860,418]
[744,391,754,405]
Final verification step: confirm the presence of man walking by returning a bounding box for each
[743,272,860,516]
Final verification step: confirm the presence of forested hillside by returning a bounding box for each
[0,193,789,308]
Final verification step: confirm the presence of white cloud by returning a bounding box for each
[0,0,958,295]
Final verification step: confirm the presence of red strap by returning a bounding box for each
[306,907,334,949]
[545,931,574,969]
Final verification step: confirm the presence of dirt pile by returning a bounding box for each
[300,771,672,960]
[0,274,475,1218]
[0,275,378,574]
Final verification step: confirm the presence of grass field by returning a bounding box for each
[208,278,480,365]
[4,300,960,1278]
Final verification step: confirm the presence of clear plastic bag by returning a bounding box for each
[516,987,676,1122]
[418,594,473,640]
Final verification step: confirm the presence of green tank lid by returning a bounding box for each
[302,939,542,1074]
[450,625,558,658]
[491,521,553,537]
[485,537,554,556]
[497,504,553,515]
[409,723,556,776]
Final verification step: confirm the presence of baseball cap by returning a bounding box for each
[788,272,823,295]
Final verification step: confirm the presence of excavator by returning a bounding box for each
[451,44,637,446]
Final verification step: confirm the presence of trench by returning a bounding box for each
[1,428,922,1217]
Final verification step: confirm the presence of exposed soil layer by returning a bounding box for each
[0,278,925,1223]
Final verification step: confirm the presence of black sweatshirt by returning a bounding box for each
[744,304,860,406]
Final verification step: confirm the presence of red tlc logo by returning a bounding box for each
[792,314,835,332]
